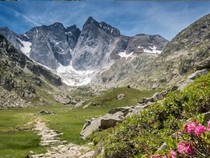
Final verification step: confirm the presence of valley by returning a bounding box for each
[0,87,154,158]
[0,1,210,158]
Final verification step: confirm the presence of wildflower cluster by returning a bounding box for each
[150,120,210,158]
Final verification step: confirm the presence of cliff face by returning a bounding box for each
[0,34,62,108]
[0,17,168,87]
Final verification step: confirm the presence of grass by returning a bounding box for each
[0,87,155,157]
[83,87,155,110]
[0,109,46,158]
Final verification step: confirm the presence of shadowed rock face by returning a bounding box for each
[71,17,122,70]
[24,23,81,69]
[0,34,62,108]
[0,23,81,69]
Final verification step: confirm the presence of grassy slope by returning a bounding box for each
[83,87,155,110]
[0,87,155,158]
[101,72,210,158]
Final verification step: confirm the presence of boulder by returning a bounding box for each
[80,111,124,140]
[151,91,166,102]
[126,104,148,117]
[188,69,208,80]
[99,112,124,129]
[178,69,208,90]
[53,94,71,104]
[39,110,54,115]
[117,93,125,100]
[196,57,210,70]
[108,106,133,116]
[141,97,153,104]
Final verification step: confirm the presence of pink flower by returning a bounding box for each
[168,150,177,158]
[195,124,206,137]
[184,121,197,134]
[177,141,195,155]
[177,141,185,154]
[184,143,194,155]
[208,120,210,128]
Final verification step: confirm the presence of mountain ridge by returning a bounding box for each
[0,16,168,87]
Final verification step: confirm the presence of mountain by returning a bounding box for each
[0,34,63,108]
[99,14,210,89]
[0,17,168,87]
[81,14,210,158]
[0,23,81,69]
[72,17,121,70]
[146,13,210,88]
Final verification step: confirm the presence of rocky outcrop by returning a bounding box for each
[117,93,125,100]
[178,69,209,90]
[53,94,78,105]
[81,111,124,140]
[80,104,147,139]
[0,34,62,108]
[196,57,210,70]
[0,87,31,109]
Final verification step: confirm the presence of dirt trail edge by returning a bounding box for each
[29,118,94,158]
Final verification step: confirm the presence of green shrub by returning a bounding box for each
[102,72,210,157]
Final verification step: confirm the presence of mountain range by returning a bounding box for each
[1,14,210,90]
[0,16,168,87]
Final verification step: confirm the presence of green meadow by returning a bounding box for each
[0,87,155,158]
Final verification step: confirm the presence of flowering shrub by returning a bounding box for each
[102,72,210,158]
[150,120,210,158]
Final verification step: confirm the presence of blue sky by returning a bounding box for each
[0,0,210,40]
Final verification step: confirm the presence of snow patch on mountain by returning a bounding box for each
[56,64,96,86]
[143,45,162,54]
[118,51,134,59]
[17,38,32,56]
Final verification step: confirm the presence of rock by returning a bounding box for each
[156,142,167,152]
[141,97,153,104]
[80,112,124,139]
[117,93,125,100]
[39,110,54,115]
[203,111,210,123]
[178,69,209,90]
[196,57,210,70]
[80,151,95,158]
[53,94,71,104]
[25,155,32,158]
[108,106,133,116]
[171,85,179,91]
[188,69,208,80]
[151,91,165,102]
[126,104,148,117]
[99,112,124,129]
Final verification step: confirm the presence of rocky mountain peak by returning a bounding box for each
[0,16,169,86]
[83,16,100,30]
[66,24,77,31]
[99,21,120,37]
[50,22,65,29]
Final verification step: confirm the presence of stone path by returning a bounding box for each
[30,118,94,158]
